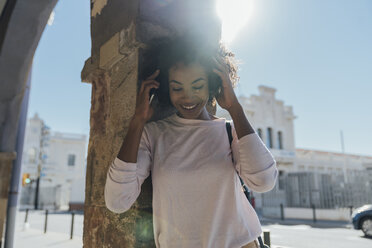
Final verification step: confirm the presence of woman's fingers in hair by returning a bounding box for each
[147,69,160,80]
[213,57,228,74]
[140,79,160,94]
[213,68,226,81]
[142,81,160,97]
[139,69,160,94]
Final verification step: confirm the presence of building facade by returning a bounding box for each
[217,85,372,210]
[295,149,372,179]
[19,113,87,210]
[217,85,297,174]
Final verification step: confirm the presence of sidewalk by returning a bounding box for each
[14,229,83,248]
[11,210,354,248]
[259,215,352,229]
[12,210,83,248]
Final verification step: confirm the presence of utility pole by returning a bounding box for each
[34,122,49,210]
[340,130,348,183]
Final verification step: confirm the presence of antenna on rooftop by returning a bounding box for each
[340,130,348,183]
[340,130,345,154]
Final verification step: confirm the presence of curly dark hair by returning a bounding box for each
[140,35,239,107]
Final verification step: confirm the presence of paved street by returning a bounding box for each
[11,211,372,248]
[261,219,372,248]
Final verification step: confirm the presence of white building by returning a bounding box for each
[296,149,372,182]
[20,113,86,210]
[217,85,297,174]
[217,85,372,210]
[217,85,372,175]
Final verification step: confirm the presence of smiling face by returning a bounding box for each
[168,62,211,120]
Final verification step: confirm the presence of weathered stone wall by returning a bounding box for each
[0,0,58,152]
[82,0,220,246]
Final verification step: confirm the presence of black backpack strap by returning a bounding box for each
[225,121,233,147]
[225,122,251,200]
[225,122,267,247]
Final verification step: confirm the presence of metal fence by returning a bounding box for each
[19,185,67,209]
[19,209,83,239]
[262,170,372,209]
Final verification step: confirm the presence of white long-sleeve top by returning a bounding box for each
[105,113,278,248]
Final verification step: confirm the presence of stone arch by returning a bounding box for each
[0,1,58,247]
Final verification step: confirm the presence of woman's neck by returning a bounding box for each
[176,107,217,120]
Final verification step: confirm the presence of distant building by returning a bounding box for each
[296,149,372,181]
[217,85,372,174]
[20,113,86,210]
[217,85,372,210]
[217,85,297,174]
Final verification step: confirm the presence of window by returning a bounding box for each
[257,128,262,139]
[267,127,273,148]
[277,131,283,149]
[28,148,37,164]
[68,154,76,166]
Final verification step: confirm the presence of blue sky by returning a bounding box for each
[29,0,372,156]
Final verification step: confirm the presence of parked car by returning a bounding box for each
[351,204,372,237]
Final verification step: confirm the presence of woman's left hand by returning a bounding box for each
[213,56,239,111]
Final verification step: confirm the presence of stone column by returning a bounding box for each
[82,0,220,247]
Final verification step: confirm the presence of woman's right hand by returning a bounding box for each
[133,69,160,124]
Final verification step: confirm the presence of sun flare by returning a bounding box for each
[216,0,253,43]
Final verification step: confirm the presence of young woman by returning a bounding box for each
[105,37,278,248]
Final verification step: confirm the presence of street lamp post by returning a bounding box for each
[34,122,49,210]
